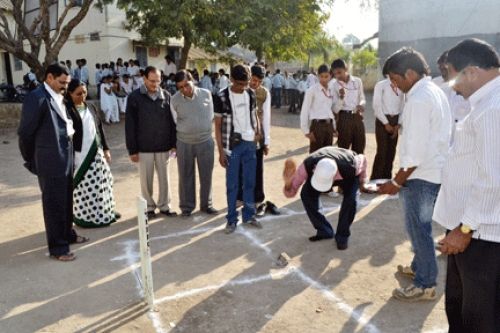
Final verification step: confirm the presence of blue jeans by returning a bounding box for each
[300,177,359,245]
[226,140,256,225]
[399,179,440,289]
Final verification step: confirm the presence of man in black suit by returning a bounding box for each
[18,63,87,262]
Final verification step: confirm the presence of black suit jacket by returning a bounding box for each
[68,102,109,152]
[18,85,73,177]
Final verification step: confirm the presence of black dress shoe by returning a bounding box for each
[114,212,122,220]
[308,234,333,242]
[202,207,219,215]
[181,211,192,217]
[146,211,156,218]
[336,242,348,250]
[160,210,178,217]
[265,201,281,215]
[256,203,266,217]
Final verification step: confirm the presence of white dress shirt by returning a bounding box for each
[256,88,272,146]
[330,75,366,113]
[433,75,500,243]
[300,83,335,135]
[399,76,451,183]
[262,77,272,91]
[229,90,255,141]
[43,82,75,137]
[164,62,177,76]
[219,75,229,91]
[372,79,404,124]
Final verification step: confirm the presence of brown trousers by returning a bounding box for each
[309,119,334,153]
[370,115,399,180]
[336,111,366,154]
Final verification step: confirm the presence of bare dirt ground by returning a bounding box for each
[0,93,449,333]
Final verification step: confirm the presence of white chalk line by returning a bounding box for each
[155,267,295,304]
[112,240,168,333]
[112,194,397,333]
[237,227,381,333]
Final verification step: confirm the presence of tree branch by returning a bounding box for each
[50,0,75,45]
[0,10,13,40]
[51,0,94,54]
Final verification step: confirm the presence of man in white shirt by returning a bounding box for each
[378,48,452,302]
[218,69,229,91]
[262,72,272,91]
[199,69,213,92]
[214,64,261,234]
[18,63,88,261]
[433,38,500,333]
[164,55,177,77]
[371,65,404,180]
[330,59,367,154]
[238,65,280,217]
[79,59,89,85]
[300,64,335,153]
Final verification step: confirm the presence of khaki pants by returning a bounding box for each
[138,152,171,212]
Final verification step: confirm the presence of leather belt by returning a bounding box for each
[311,119,332,124]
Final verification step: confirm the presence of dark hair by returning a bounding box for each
[382,58,390,76]
[318,64,330,75]
[45,63,70,80]
[250,65,265,79]
[174,69,193,83]
[384,47,430,77]
[203,69,210,76]
[437,51,448,65]
[165,55,173,62]
[95,63,101,69]
[67,78,86,94]
[331,59,347,70]
[447,38,500,72]
[230,64,250,81]
[65,79,86,105]
[276,69,281,74]
[144,66,160,78]
[219,68,225,75]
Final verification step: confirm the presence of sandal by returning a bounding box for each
[50,252,76,262]
[72,235,90,244]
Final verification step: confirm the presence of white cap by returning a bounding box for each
[311,158,337,192]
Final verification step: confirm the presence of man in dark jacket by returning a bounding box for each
[283,146,369,250]
[125,66,177,218]
[18,63,88,261]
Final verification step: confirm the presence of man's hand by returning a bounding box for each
[130,154,139,163]
[438,227,473,255]
[384,124,394,134]
[355,105,365,113]
[104,150,112,164]
[391,125,400,139]
[263,145,269,156]
[219,154,228,168]
[305,132,316,142]
[359,182,377,194]
[378,181,400,195]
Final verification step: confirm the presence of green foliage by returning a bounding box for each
[351,46,378,75]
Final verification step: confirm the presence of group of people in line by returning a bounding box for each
[18,37,499,333]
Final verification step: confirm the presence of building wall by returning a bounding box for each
[379,0,500,75]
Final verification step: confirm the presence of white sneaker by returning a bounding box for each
[392,284,437,302]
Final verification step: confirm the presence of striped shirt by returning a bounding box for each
[433,75,500,243]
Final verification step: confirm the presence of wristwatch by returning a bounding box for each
[459,223,474,234]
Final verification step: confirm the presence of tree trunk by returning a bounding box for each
[256,47,263,63]
[179,38,192,69]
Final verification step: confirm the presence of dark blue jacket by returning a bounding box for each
[18,85,73,177]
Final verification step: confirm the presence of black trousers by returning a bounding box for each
[309,119,334,153]
[445,238,500,333]
[371,116,399,180]
[300,177,359,245]
[38,175,77,256]
[337,111,366,154]
[238,145,265,204]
